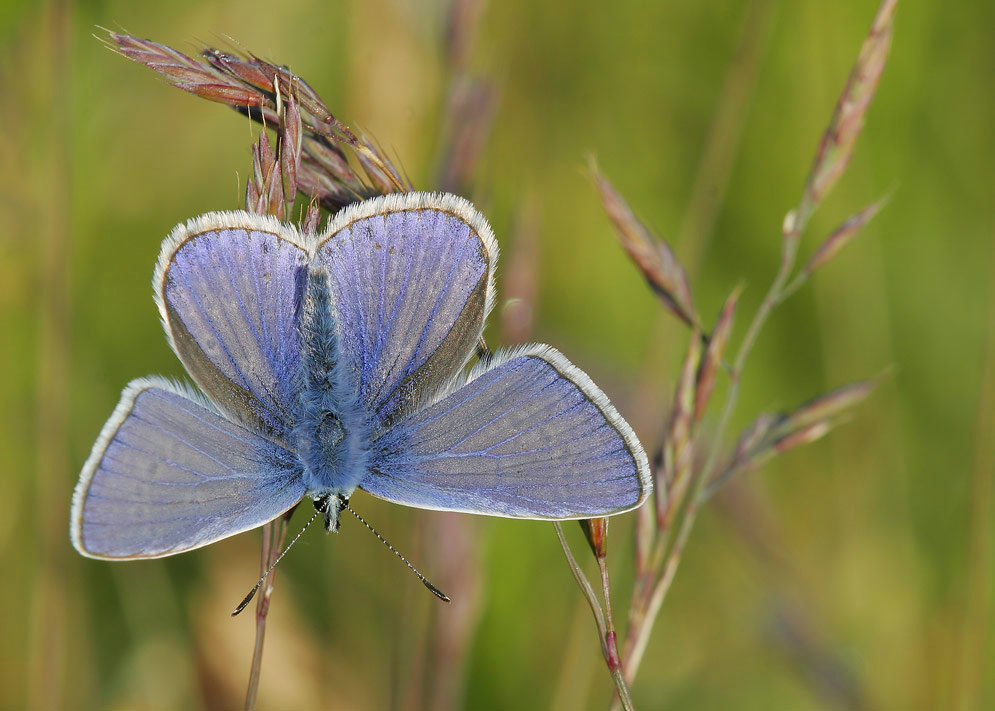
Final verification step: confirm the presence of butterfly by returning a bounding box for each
[70,192,651,561]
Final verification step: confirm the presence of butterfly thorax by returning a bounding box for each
[295,266,371,527]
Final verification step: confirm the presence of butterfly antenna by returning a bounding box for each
[343,503,451,603]
[231,507,321,617]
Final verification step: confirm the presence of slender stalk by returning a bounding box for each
[554,523,607,637]
[699,459,753,503]
[606,3,896,706]
[614,214,809,701]
[599,556,635,711]
[619,544,681,690]
[554,524,635,711]
[244,518,291,711]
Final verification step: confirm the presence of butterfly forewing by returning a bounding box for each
[363,345,651,519]
[71,378,306,559]
[155,212,309,441]
[313,193,497,431]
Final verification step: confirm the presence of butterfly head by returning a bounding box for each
[314,493,348,533]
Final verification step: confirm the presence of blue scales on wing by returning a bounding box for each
[313,194,498,432]
[155,212,310,442]
[363,346,652,519]
[71,378,306,559]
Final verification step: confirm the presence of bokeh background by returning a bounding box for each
[2,0,993,708]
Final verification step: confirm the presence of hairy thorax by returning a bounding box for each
[296,266,370,507]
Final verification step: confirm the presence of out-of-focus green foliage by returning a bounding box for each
[2,0,992,709]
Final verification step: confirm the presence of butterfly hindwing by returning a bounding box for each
[71,378,306,559]
[313,193,497,430]
[155,212,310,442]
[363,345,651,519]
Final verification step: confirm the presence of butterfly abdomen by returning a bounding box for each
[296,266,371,499]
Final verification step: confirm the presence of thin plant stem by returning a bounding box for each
[598,556,635,711]
[619,545,681,690]
[244,518,291,711]
[553,523,607,636]
[244,522,272,711]
[612,214,813,706]
[553,523,635,711]
[699,460,750,503]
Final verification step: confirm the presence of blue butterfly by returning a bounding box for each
[70,193,651,560]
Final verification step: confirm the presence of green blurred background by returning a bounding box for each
[2,0,993,708]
